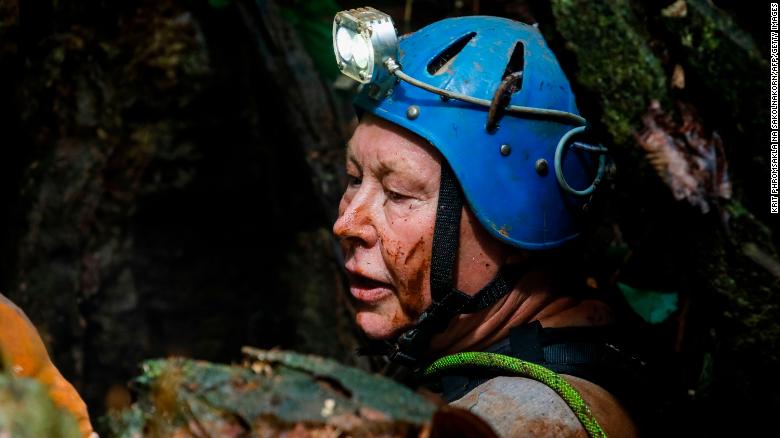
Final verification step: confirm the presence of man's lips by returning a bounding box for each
[345,270,394,304]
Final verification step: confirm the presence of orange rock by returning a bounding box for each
[0,293,94,437]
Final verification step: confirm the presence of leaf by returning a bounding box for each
[661,0,687,18]
[618,282,679,324]
[671,64,685,89]
[633,100,731,214]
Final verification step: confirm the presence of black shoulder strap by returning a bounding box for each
[433,321,646,404]
[509,321,628,391]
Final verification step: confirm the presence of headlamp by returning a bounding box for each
[332,7,398,99]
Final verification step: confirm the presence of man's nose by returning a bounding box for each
[333,193,378,247]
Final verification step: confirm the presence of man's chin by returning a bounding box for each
[355,311,410,340]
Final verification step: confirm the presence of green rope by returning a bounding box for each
[423,352,607,438]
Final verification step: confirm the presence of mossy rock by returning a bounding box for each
[107,350,437,437]
[0,373,81,438]
[660,0,765,134]
[550,0,667,146]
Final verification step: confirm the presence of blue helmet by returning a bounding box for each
[354,16,602,250]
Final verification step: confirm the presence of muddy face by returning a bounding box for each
[332,115,440,339]
[333,115,507,342]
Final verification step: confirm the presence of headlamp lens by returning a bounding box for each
[335,27,354,62]
[351,34,370,69]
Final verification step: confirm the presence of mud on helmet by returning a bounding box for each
[333,7,607,366]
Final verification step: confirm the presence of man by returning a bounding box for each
[332,11,642,438]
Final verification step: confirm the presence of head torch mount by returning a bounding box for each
[333,8,399,99]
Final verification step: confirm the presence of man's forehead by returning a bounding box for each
[346,117,440,171]
[345,140,415,174]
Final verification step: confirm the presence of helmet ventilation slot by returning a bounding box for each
[486,41,525,131]
[427,32,477,75]
[502,41,525,93]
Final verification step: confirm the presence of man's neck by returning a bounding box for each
[426,271,613,357]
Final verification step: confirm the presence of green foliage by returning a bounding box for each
[617,282,678,324]
[280,0,342,80]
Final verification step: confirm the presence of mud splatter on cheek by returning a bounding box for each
[403,236,425,266]
[398,237,430,317]
[388,240,406,268]
[400,258,428,316]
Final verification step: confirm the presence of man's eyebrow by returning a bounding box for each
[376,159,394,177]
[345,147,360,169]
[344,144,406,177]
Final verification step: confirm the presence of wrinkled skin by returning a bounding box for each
[333,114,508,341]
[0,293,94,437]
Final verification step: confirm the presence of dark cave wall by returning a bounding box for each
[0,0,356,418]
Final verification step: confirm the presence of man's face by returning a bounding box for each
[333,115,506,341]
[333,115,440,339]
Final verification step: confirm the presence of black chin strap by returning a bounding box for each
[378,163,513,367]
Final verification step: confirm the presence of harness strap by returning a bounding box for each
[429,162,513,313]
[385,164,514,367]
[507,320,644,398]
[423,352,607,438]
[429,161,462,302]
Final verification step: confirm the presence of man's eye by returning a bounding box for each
[348,175,362,187]
[386,190,409,201]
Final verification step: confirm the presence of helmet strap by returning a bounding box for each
[384,162,513,367]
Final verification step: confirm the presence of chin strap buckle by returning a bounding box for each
[389,330,424,366]
[387,291,472,367]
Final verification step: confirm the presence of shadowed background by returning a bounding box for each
[0,0,776,436]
